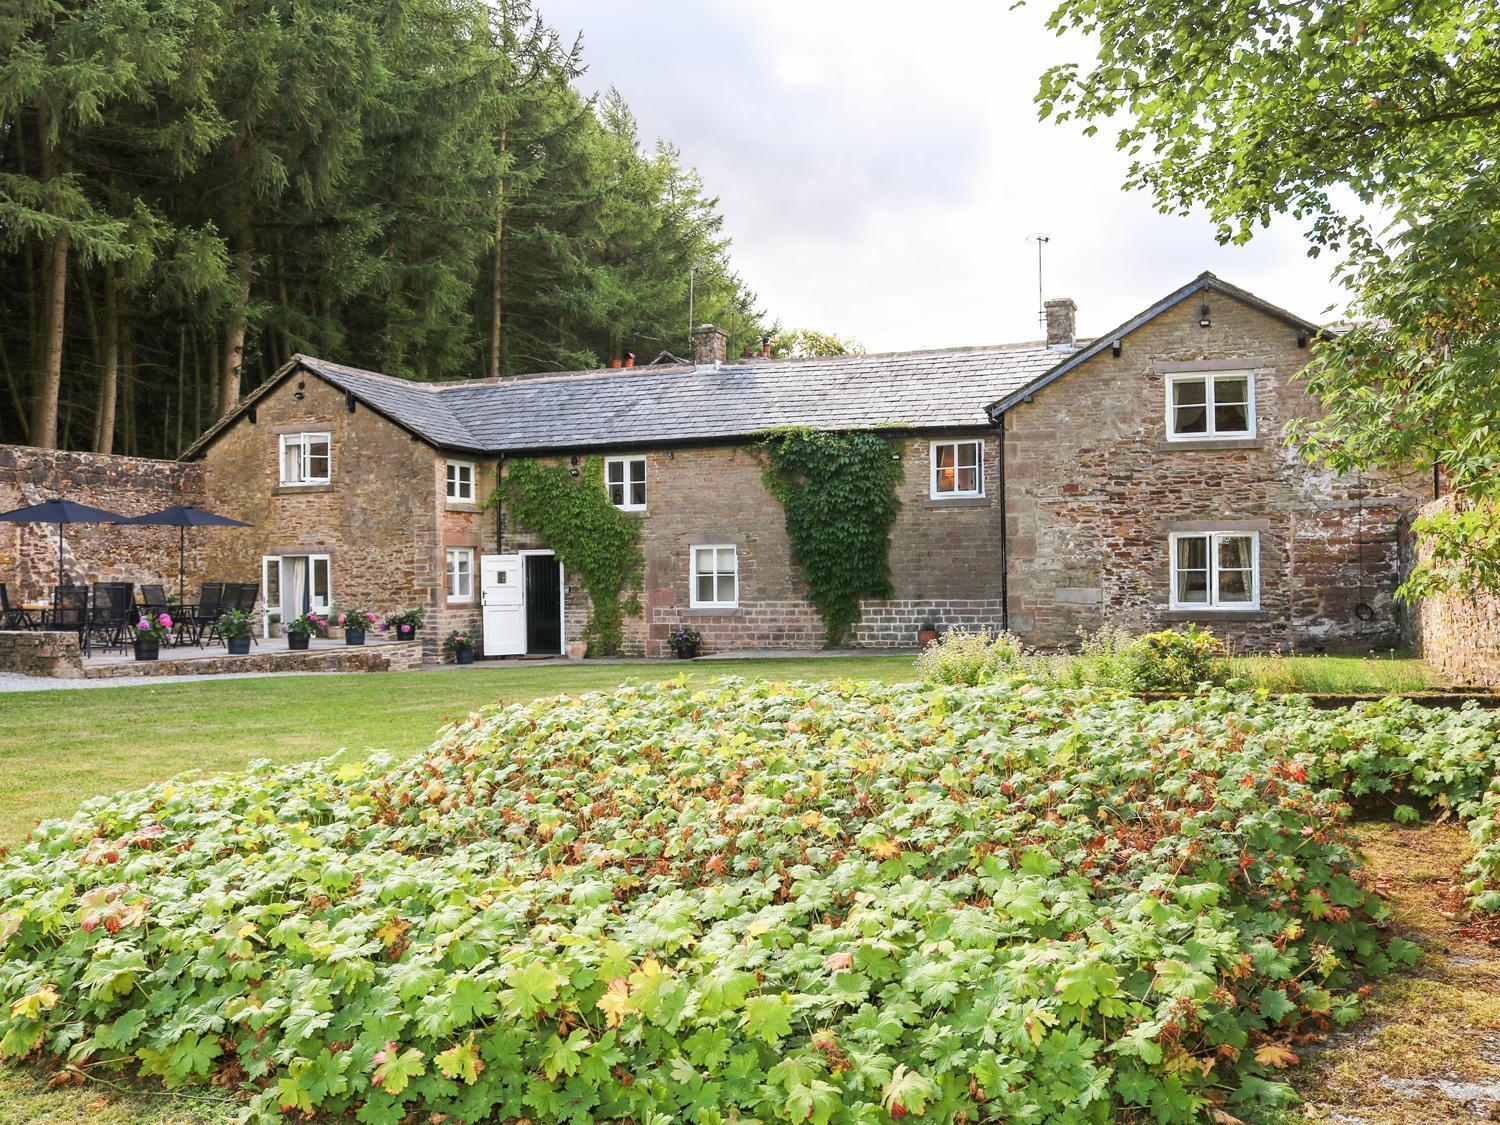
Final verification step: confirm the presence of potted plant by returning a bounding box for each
[268,611,283,638]
[337,609,378,646]
[382,607,425,641]
[667,625,702,660]
[217,608,254,655]
[132,611,174,661]
[917,619,940,649]
[446,628,476,665]
[285,611,327,651]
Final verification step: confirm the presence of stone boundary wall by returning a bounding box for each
[83,639,426,679]
[0,444,205,601]
[1410,496,1500,687]
[0,631,84,677]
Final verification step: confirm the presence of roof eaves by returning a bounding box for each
[984,272,1326,419]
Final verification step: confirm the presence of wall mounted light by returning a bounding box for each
[1198,300,1211,328]
[1110,339,1122,357]
[666,450,675,461]
[293,379,306,401]
[569,454,580,478]
[1297,333,1309,349]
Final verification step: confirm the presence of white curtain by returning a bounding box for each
[284,557,308,620]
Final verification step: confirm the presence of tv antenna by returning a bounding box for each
[1026,233,1050,331]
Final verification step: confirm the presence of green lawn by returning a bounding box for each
[0,650,1448,1121]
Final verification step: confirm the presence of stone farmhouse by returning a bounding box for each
[1,273,1435,659]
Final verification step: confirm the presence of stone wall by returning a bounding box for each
[0,630,84,677]
[502,436,1005,656]
[1003,292,1430,652]
[0,444,204,602]
[1409,496,1500,687]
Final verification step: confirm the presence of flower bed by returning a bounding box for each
[0,682,1495,1122]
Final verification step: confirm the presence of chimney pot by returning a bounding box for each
[690,323,728,369]
[624,352,635,368]
[1044,298,1077,350]
[761,336,771,358]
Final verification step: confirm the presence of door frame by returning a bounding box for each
[260,553,332,639]
[518,549,565,656]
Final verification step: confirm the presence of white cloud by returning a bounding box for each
[540,0,1352,350]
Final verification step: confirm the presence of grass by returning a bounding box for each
[0,650,1456,1122]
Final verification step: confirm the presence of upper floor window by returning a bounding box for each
[446,460,475,502]
[1170,530,1259,610]
[1166,371,1255,440]
[931,440,983,498]
[280,432,330,485]
[606,456,647,510]
[691,545,738,608]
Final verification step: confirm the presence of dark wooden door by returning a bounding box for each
[524,555,561,655]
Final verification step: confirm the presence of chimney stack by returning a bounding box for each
[690,323,727,369]
[1044,298,1077,350]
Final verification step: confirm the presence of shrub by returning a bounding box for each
[1126,623,1231,691]
[7,681,1498,1121]
[912,627,1030,685]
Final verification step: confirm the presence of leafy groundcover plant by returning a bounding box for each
[0,681,1496,1123]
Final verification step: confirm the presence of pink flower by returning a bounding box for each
[400,624,411,633]
[157,613,172,628]
[365,613,376,624]
[338,613,348,625]
[135,620,148,631]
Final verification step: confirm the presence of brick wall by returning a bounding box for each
[503,437,1005,656]
[1410,496,1500,686]
[0,444,204,601]
[1003,293,1430,652]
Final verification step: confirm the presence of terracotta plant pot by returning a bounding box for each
[345,628,365,646]
[454,647,475,665]
[918,627,940,649]
[566,640,587,661]
[227,636,251,656]
[133,638,160,661]
[288,632,310,651]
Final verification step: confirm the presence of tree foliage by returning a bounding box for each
[1038,0,1500,595]
[768,328,864,359]
[0,0,768,455]
[759,428,902,645]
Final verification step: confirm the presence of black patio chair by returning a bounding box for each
[0,584,37,630]
[140,584,169,612]
[184,582,223,646]
[202,582,261,647]
[89,582,136,655]
[233,583,259,645]
[47,585,90,653]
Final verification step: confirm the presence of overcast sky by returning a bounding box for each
[539,0,1350,352]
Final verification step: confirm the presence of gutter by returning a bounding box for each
[997,417,1008,633]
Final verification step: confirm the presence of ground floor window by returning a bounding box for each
[691,545,738,608]
[1169,531,1259,609]
[447,547,475,602]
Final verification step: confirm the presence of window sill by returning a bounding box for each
[1158,437,1262,451]
[680,607,741,616]
[273,483,334,495]
[444,599,476,608]
[921,497,988,509]
[444,501,483,513]
[613,507,648,515]
[1164,608,1268,622]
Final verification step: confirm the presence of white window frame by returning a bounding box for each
[1168,530,1261,611]
[278,431,332,485]
[261,554,331,636]
[929,439,984,498]
[690,544,739,609]
[446,547,475,603]
[1164,370,1256,441]
[445,460,475,503]
[605,456,648,511]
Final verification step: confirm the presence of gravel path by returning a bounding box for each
[0,669,349,692]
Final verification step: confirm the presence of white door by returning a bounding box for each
[261,554,331,637]
[481,554,525,656]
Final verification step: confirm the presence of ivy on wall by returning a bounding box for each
[759,427,904,645]
[495,457,642,655]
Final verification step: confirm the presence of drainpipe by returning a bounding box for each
[997,417,1009,633]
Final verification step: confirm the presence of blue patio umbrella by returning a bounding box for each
[0,498,130,588]
[126,506,251,603]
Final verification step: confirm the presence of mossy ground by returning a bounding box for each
[1290,821,1500,1123]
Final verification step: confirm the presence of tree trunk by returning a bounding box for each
[30,107,66,449]
[120,325,135,455]
[221,228,252,416]
[488,123,507,380]
[175,325,185,454]
[95,264,118,454]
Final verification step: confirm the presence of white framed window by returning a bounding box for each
[606,456,647,510]
[1169,531,1260,610]
[690,545,738,608]
[279,432,331,484]
[930,440,983,498]
[1165,371,1255,440]
[446,460,475,502]
[446,547,475,602]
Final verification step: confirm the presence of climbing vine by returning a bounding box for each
[759,427,903,645]
[494,457,643,655]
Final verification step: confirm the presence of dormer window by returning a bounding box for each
[279,432,330,485]
[1166,371,1255,440]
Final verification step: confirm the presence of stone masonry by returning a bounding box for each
[0,630,84,677]
[1002,292,1431,652]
